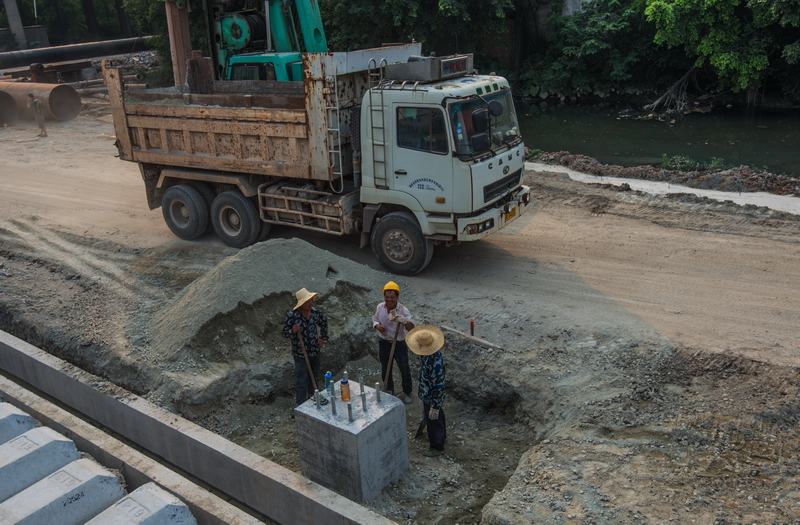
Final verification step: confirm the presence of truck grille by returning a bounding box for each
[483,169,521,203]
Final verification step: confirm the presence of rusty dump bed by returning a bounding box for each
[103,62,324,181]
[103,44,424,184]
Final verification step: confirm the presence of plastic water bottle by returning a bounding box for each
[324,371,332,395]
[340,371,351,402]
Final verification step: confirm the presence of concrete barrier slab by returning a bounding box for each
[0,457,126,524]
[0,426,81,502]
[87,482,198,525]
[0,401,36,443]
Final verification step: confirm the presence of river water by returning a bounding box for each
[518,105,800,178]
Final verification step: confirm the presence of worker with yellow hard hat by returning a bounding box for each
[372,281,416,403]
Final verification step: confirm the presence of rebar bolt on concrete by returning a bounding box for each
[347,403,353,422]
[330,393,337,416]
[361,390,367,411]
[314,390,320,408]
[375,384,381,403]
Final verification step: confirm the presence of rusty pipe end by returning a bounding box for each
[0,91,18,126]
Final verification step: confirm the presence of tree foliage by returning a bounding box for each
[1,0,133,46]
[319,0,513,60]
[518,0,682,100]
[645,0,800,91]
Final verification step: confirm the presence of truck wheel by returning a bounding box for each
[256,221,272,242]
[161,184,209,240]
[188,182,216,233]
[211,191,260,248]
[371,211,433,275]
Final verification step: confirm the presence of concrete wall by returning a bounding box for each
[0,330,397,525]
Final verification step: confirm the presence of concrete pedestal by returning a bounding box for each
[295,381,408,502]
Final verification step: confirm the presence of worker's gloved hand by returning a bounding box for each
[428,408,439,420]
[391,314,407,324]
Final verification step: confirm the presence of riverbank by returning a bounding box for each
[532,151,800,196]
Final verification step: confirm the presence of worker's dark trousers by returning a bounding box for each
[423,402,447,451]
[378,339,413,396]
[294,354,320,405]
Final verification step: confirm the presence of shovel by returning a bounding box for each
[414,416,426,439]
[297,332,328,405]
[382,319,401,393]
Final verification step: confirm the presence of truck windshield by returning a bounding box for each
[449,89,521,157]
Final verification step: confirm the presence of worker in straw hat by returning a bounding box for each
[373,281,416,403]
[282,288,328,406]
[406,325,447,457]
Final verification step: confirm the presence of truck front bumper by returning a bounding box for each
[455,185,532,241]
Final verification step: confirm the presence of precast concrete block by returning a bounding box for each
[0,426,81,502]
[0,401,36,443]
[86,482,197,525]
[295,381,408,502]
[0,457,126,524]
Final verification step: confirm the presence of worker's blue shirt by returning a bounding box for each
[418,351,445,408]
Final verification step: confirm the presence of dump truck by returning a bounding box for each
[102,44,531,275]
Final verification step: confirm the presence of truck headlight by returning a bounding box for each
[466,218,494,235]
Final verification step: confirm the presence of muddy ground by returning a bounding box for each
[1,107,800,525]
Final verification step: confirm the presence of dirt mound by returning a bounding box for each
[147,238,399,413]
[537,151,800,196]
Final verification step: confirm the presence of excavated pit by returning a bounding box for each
[3,233,800,524]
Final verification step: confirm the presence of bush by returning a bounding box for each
[660,154,727,171]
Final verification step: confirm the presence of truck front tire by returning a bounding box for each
[371,211,433,275]
[211,191,260,248]
[161,184,209,240]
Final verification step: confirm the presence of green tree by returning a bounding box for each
[519,0,680,100]
[320,0,513,62]
[644,0,800,91]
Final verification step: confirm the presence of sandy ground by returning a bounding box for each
[2,109,800,524]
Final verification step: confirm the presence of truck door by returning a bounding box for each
[391,106,454,213]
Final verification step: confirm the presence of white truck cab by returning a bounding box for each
[360,55,531,274]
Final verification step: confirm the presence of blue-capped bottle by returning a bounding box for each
[324,371,332,395]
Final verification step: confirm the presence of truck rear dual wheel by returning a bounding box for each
[188,182,216,234]
[161,184,209,240]
[371,211,434,275]
[211,191,260,248]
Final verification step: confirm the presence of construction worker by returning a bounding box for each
[26,93,47,137]
[373,281,416,403]
[282,288,328,406]
[407,325,447,457]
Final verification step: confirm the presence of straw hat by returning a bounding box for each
[406,325,445,356]
[293,288,319,310]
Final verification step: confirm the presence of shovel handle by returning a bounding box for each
[297,333,318,392]
[382,321,401,391]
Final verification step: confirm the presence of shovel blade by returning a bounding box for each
[414,419,425,439]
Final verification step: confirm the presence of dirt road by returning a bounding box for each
[2,112,800,524]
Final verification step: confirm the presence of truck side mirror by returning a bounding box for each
[470,133,490,152]
[488,100,504,116]
[471,108,489,133]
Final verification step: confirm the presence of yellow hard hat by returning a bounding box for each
[382,281,400,294]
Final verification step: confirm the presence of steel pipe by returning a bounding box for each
[0,82,81,121]
[0,36,153,71]
[0,91,18,125]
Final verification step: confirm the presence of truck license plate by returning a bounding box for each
[505,207,517,221]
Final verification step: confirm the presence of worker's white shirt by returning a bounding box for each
[373,302,414,341]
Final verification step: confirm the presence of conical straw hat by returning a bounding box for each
[406,325,445,355]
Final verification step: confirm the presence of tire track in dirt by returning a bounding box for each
[0,218,188,303]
